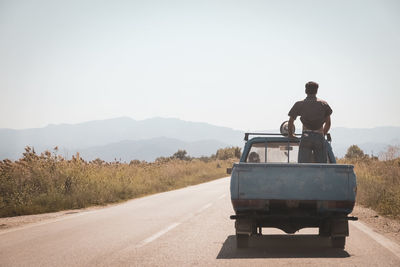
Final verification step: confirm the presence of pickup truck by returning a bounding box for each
[228,129,357,249]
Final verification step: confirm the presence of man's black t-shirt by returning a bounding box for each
[288,95,333,130]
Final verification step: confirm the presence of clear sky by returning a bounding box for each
[1,0,399,131]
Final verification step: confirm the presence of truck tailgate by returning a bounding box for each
[235,163,354,201]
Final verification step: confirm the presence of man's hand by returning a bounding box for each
[288,117,296,138]
[323,115,331,135]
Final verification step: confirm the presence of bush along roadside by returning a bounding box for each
[340,145,400,219]
[0,146,240,217]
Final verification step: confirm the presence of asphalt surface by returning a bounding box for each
[1,177,400,266]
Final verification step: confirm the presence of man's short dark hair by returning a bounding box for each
[305,81,319,95]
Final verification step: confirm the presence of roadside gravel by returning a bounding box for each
[351,205,400,244]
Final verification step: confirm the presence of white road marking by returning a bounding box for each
[136,202,215,248]
[196,203,212,213]
[136,222,181,248]
[136,202,214,248]
[351,221,400,259]
[218,194,226,199]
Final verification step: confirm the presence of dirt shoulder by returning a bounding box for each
[351,205,400,244]
[0,205,107,233]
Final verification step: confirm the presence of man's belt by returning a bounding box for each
[302,129,324,135]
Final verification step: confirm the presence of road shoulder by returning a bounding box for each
[351,205,400,245]
[0,205,105,233]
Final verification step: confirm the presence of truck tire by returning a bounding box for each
[331,236,346,249]
[236,234,249,249]
[319,220,331,237]
[319,227,330,237]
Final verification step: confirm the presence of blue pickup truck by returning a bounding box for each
[228,129,357,249]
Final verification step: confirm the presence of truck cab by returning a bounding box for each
[229,131,357,249]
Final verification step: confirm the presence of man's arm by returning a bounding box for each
[288,117,296,138]
[323,115,331,135]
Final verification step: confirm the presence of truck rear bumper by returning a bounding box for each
[230,213,358,222]
[231,213,358,235]
[232,199,355,215]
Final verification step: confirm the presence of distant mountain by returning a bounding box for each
[77,137,230,162]
[0,117,399,161]
[330,127,400,157]
[0,117,243,160]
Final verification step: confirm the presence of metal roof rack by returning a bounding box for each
[244,132,301,141]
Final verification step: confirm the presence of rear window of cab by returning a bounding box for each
[246,142,299,163]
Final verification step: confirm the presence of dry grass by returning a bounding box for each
[0,147,235,217]
[339,156,400,218]
[5,144,398,219]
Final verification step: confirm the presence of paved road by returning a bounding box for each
[1,177,400,266]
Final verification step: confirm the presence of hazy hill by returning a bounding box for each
[0,117,399,161]
[0,117,243,160]
[77,137,230,162]
[329,127,400,158]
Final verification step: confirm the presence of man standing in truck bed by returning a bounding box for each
[288,81,332,163]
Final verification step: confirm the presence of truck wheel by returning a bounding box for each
[331,236,346,249]
[319,227,330,237]
[319,221,331,237]
[236,234,249,249]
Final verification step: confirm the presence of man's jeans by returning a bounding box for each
[298,132,327,163]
